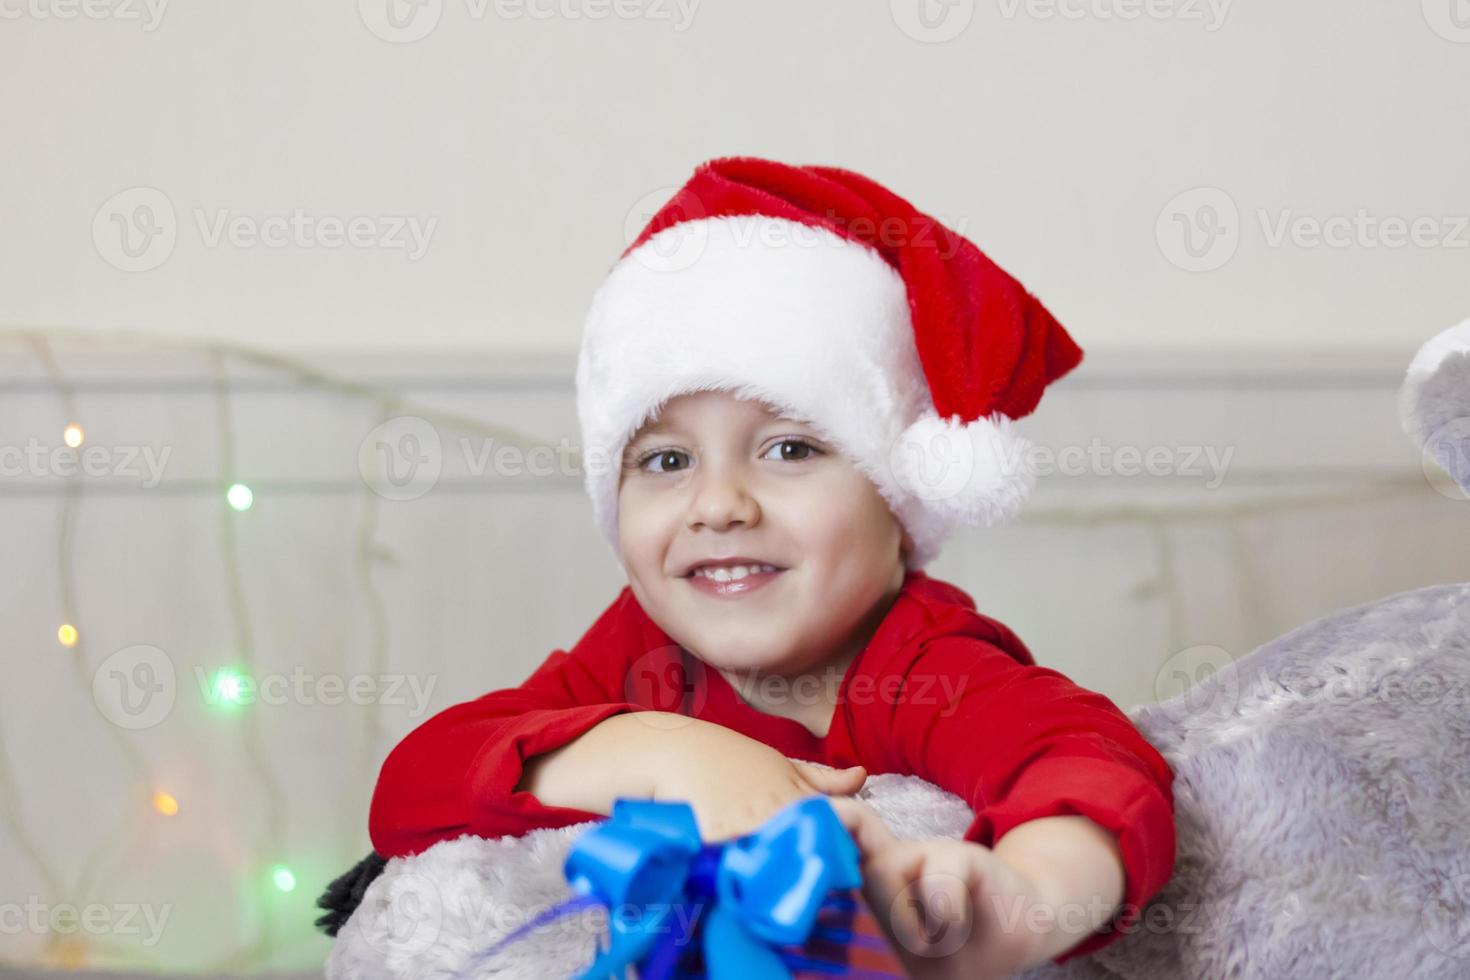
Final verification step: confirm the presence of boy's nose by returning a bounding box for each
[685,465,760,532]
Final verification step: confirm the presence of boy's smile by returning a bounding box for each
[616,388,910,729]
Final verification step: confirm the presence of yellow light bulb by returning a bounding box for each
[57,623,79,648]
[153,792,179,817]
[63,424,85,448]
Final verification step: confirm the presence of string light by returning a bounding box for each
[211,668,248,708]
[4,328,542,977]
[226,483,254,511]
[271,866,297,893]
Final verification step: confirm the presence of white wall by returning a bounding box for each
[3,0,1469,355]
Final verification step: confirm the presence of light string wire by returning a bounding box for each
[205,349,290,974]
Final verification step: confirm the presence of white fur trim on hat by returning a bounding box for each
[575,214,1037,572]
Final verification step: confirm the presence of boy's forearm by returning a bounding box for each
[991,815,1128,965]
[512,711,693,816]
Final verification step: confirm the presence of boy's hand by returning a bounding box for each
[648,719,867,841]
[829,798,1050,980]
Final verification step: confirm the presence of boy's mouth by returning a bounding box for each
[681,558,787,598]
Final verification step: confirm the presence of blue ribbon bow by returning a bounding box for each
[458,795,902,980]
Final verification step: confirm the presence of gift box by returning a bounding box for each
[459,795,908,979]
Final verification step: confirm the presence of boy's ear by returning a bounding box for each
[898,525,915,562]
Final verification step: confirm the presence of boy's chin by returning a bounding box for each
[695,646,793,678]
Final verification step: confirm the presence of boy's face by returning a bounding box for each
[617,389,909,680]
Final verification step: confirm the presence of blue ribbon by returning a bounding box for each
[458,795,903,980]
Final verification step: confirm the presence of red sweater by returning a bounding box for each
[368,568,1176,965]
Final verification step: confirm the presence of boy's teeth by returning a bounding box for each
[694,563,778,581]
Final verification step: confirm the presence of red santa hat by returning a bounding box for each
[575,156,1084,570]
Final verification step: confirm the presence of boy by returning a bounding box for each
[369,156,1176,977]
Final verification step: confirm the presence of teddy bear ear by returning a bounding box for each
[314,850,388,936]
[1399,318,1470,495]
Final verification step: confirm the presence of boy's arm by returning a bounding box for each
[368,588,670,858]
[992,814,1128,966]
[869,633,1177,965]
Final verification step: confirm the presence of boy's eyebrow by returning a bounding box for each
[628,411,815,445]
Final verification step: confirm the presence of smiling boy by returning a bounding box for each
[368,157,1176,976]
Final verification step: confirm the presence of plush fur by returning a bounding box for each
[325,582,1470,980]
[1399,318,1470,494]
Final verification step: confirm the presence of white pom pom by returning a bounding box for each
[887,412,1038,527]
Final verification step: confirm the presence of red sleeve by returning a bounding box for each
[368,588,661,858]
[883,634,1177,965]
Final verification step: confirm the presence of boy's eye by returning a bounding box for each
[638,449,691,474]
[761,439,821,462]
